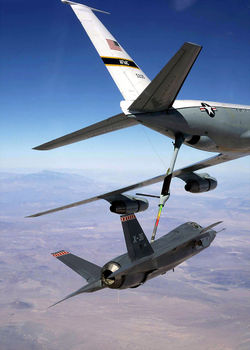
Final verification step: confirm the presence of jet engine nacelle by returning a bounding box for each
[110,197,149,214]
[184,173,217,193]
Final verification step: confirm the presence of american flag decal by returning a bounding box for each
[121,214,136,222]
[106,39,122,51]
[52,250,70,258]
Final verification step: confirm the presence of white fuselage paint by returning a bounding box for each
[134,99,250,154]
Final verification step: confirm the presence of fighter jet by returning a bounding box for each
[49,214,222,307]
[29,1,250,240]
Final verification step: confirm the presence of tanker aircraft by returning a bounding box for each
[49,214,222,307]
[29,1,250,240]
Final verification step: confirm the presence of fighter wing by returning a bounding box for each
[49,279,104,308]
[27,152,244,217]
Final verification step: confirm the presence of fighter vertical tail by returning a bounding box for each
[120,214,154,261]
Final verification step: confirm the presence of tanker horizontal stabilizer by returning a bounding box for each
[34,113,138,150]
[129,42,202,113]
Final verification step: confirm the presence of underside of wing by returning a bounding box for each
[34,113,138,150]
[26,152,244,218]
[128,42,202,113]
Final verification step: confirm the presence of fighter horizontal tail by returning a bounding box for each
[51,250,101,282]
[49,213,154,307]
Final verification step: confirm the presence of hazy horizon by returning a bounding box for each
[0,170,249,349]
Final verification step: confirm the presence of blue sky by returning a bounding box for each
[1,0,250,180]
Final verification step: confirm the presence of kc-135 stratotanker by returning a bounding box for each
[28,1,248,304]
[29,1,250,240]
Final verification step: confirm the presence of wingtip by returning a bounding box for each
[185,41,202,49]
[48,292,73,308]
[48,299,64,309]
[32,145,49,151]
[25,214,39,218]
[51,250,70,258]
[61,0,76,5]
[25,212,42,218]
[61,0,110,14]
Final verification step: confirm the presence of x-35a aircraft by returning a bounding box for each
[29,1,250,239]
[49,215,222,307]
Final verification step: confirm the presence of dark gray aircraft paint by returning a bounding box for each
[50,215,221,307]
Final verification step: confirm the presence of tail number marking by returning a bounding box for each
[136,73,145,79]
